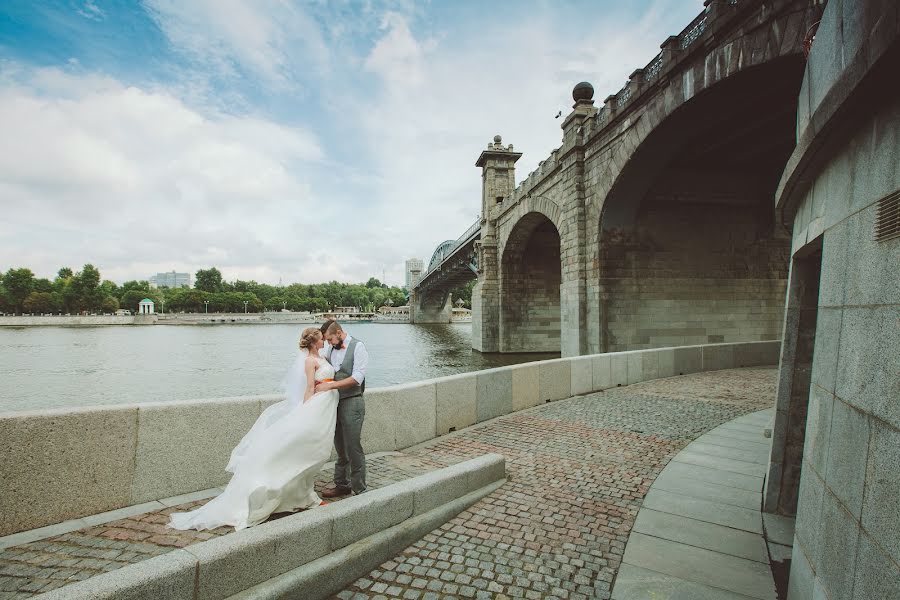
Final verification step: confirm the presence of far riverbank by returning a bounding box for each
[0,313,458,327]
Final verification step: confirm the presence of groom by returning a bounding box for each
[316,320,368,496]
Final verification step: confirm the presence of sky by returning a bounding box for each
[0,0,705,286]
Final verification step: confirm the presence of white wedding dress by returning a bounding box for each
[168,352,339,531]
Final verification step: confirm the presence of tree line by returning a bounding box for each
[0,265,474,315]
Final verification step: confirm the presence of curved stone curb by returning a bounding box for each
[37,454,506,600]
[612,409,781,600]
[227,480,506,600]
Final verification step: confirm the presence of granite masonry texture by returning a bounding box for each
[765,1,900,598]
[464,0,822,357]
[333,367,778,600]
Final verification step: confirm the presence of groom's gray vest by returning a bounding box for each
[326,338,365,400]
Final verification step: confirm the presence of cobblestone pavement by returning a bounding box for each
[333,367,776,600]
[0,453,446,598]
[0,367,775,599]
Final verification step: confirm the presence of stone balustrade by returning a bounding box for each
[0,340,780,537]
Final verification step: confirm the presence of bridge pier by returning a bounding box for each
[409,290,452,324]
[474,135,522,353]
[471,234,500,352]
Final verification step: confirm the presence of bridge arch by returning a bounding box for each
[498,195,564,254]
[591,51,805,351]
[499,209,563,353]
[428,240,456,271]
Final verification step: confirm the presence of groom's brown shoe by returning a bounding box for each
[321,486,352,498]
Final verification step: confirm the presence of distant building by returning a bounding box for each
[405,258,423,289]
[138,299,155,315]
[331,306,360,314]
[149,271,191,289]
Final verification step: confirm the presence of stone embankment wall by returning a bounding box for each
[0,315,155,326]
[0,340,779,538]
[0,313,325,326]
[764,1,900,599]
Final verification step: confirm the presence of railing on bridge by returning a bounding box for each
[596,0,741,121]
[423,1,751,275]
[417,218,481,286]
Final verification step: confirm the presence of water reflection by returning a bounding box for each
[0,323,557,412]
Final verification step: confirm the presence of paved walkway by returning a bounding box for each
[0,454,448,598]
[612,408,795,600]
[333,367,778,600]
[0,366,778,600]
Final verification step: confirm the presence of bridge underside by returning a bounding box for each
[411,239,478,324]
[410,289,453,324]
[501,216,561,352]
[597,58,801,352]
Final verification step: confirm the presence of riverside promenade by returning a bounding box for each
[0,366,780,599]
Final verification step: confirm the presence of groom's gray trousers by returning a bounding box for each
[334,395,366,494]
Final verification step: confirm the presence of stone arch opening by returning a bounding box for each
[500,212,562,353]
[597,56,804,352]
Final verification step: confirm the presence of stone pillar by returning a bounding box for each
[559,83,598,357]
[408,268,421,324]
[472,136,521,353]
[764,245,821,515]
[411,290,452,324]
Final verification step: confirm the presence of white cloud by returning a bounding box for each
[142,0,330,88]
[364,12,432,88]
[77,1,106,22]
[349,2,707,265]
[0,66,330,284]
[0,1,709,287]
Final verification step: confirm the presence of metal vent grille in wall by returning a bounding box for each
[875,189,900,242]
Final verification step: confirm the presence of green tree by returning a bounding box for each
[2,268,35,313]
[121,280,151,293]
[33,278,53,293]
[195,268,223,293]
[53,268,76,313]
[101,296,119,313]
[23,291,57,314]
[72,264,102,312]
[99,280,119,299]
[0,283,11,313]
[120,290,145,313]
[78,264,101,290]
[450,279,475,309]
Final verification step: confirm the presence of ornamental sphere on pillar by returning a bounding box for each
[572,81,594,102]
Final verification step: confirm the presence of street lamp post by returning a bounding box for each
[282,301,287,311]
[161,299,165,314]
[243,300,249,314]
[204,300,209,314]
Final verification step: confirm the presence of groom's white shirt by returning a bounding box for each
[327,335,368,385]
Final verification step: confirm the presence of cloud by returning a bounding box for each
[0,0,709,286]
[0,66,330,284]
[142,0,330,89]
[77,1,106,22]
[364,11,432,88]
[348,1,708,265]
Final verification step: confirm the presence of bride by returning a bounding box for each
[168,327,339,531]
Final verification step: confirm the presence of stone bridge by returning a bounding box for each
[409,220,480,324]
[413,0,823,357]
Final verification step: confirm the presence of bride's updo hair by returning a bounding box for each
[298,327,322,350]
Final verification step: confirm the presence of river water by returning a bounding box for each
[0,323,556,413]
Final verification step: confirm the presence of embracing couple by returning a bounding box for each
[168,320,368,531]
